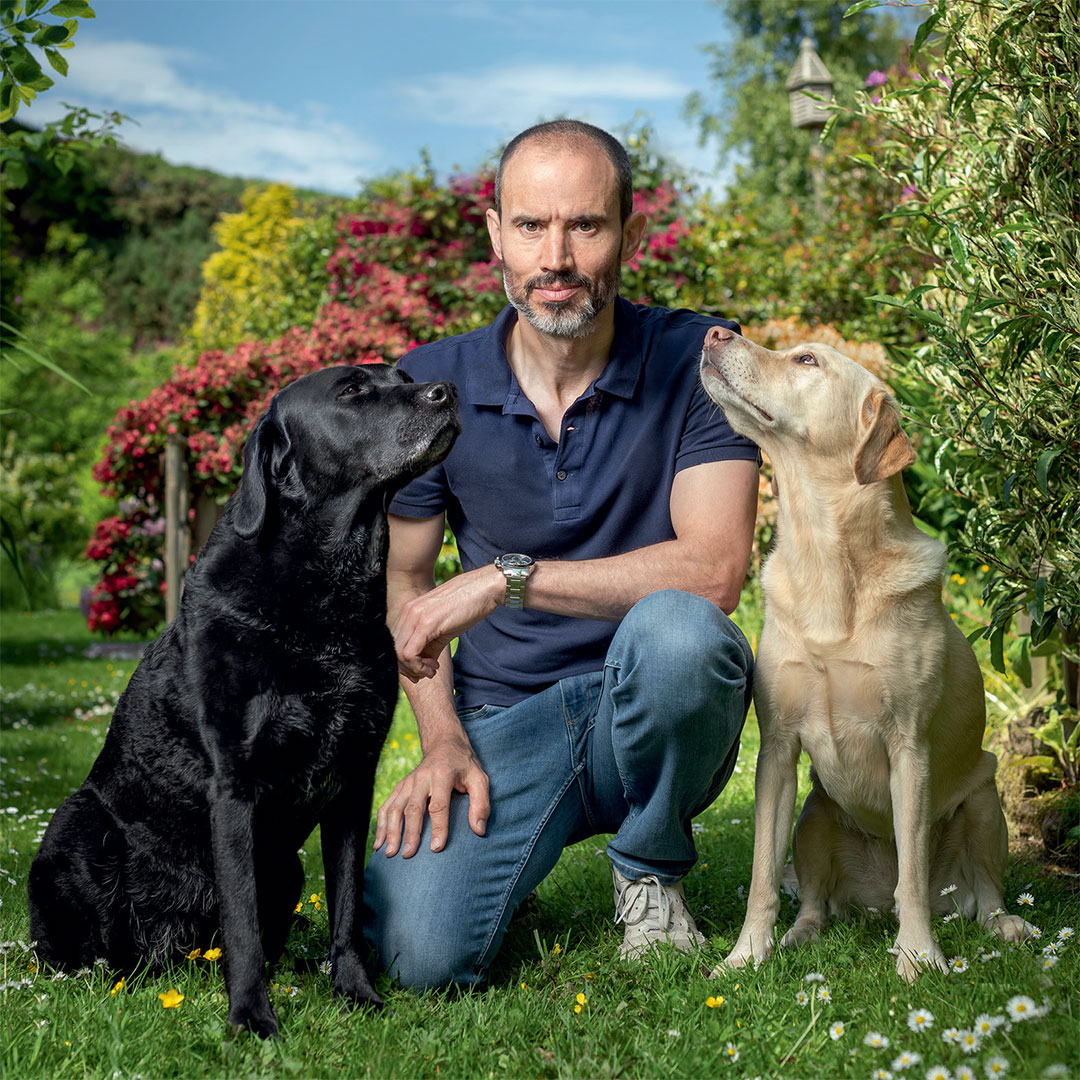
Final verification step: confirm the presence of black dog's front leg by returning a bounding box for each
[210,785,279,1037]
[322,786,383,1009]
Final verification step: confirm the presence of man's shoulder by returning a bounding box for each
[397,314,505,379]
[631,300,740,340]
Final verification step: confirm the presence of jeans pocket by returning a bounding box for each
[457,704,502,724]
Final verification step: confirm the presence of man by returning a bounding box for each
[363,119,759,989]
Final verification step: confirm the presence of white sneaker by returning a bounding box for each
[612,865,707,959]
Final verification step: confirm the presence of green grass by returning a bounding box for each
[2,609,1078,1079]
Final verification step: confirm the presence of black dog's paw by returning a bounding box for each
[228,996,280,1039]
[332,954,384,1011]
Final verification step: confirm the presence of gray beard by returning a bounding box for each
[503,267,620,340]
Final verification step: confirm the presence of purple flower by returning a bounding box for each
[866,70,889,88]
[901,183,918,201]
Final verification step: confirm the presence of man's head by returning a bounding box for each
[487,120,646,341]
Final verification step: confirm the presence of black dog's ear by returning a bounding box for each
[233,401,292,540]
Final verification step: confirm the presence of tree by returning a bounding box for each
[686,0,910,225]
[847,0,1079,712]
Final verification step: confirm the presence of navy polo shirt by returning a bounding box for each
[390,297,759,708]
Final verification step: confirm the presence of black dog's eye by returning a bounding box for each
[795,353,818,366]
[339,384,365,398]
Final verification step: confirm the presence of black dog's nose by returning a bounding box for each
[424,382,457,404]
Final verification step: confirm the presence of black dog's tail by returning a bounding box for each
[29,790,129,970]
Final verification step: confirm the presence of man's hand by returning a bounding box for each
[391,564,501,682]
[373,735,490,857]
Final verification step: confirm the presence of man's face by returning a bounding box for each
[486,143,645,340]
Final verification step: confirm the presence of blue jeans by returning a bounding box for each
[363,590,753,989]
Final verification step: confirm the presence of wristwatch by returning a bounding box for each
[494,553,535,610]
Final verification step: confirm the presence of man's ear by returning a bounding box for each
[233,400,292,540]
[485,207,503,261]
[621,210,648,263]
[853,387,916,485]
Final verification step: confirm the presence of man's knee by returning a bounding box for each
[614,589,753,698]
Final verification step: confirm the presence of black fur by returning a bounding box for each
[28,364,459,1037]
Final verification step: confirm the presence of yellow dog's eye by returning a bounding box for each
[795,353,818,366]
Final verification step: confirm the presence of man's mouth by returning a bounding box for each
[527,274,588,305]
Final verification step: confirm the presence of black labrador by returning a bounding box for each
[28,364,459,1037]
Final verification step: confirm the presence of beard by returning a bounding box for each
[502,258,621,340]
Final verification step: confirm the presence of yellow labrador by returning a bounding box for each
[699,326,1034,980]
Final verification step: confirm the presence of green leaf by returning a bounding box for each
[844,0,880,15]
[1013,635,1032,687]
[43,46,66,75]
[47,0,93,15]
[1035,446,1063,495]
[990,624,1006,674]
[911,12,940,60]
[948,225,970,272]
[0,320,92,394]
[31,22,70,45]
[2,155,28,187]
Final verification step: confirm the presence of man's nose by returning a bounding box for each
[541,228,573,272]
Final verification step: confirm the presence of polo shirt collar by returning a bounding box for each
[464,297,645,407]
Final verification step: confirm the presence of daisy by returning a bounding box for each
[1005,995,1036,1022]
[796,990,810,1006]
[1016,892,1034,907]
[942,1028,961,1044]
[805,972,825,982]
[1041,955,1059,970]
[1058,926,1074,941]
[955,1067,976,1080]
[865,1032,891,1049]
[979,950,1001,962]
[818,985,833,1003]
[940,884,958,895]
[908,1008,934,1033]
[872,1071,895,1080]
[949,956,969,973]
[829,1020,845,1040]
[957,1030,980,1054]
[893,1051,923,1071]
[984,1057,1009,1077]
[1042,941,1060,956]
[724,1042,739,1063]
[924,1066,950,1080]
[943,912,961,923]
[318,960,333,975]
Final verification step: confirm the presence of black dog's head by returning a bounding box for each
[233,365,459,540]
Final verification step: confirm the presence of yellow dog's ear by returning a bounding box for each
[854,387,916,484]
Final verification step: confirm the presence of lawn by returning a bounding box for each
[1,607,1077,1080]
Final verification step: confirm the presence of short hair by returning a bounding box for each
[493,119,634,224]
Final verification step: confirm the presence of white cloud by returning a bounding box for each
[399,61,691,129]
[24,38,382,193]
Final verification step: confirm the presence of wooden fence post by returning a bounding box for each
[164,434,190,623]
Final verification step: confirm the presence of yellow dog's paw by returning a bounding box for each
[892,939,948,981]
[985,911,1037,942]
[780,920,822,949]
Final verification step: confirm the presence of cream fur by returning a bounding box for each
[699,327,1033,980]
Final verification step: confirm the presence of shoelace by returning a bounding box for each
[614,875,674,930]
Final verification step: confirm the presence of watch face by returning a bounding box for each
[501,553,533,569]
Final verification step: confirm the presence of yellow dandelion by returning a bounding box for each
[185,947,202,960]
[706,995,725,1008]
[158,988,184,1009]
[203,947,223,962]
[552,943,562,955]
[576,992,587,1006]
[310,892,323,911]
[294,900,303,913]
[110,976,125,996]
[574,1003,583,1014]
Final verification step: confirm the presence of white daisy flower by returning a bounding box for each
[1057,926,1074,941]
[796,989,810,1006]
[1041,954,1059,970]
[957,1030,980,1054]
[893,1051,923,1071]
[872,1071,894,1080]
[949,956,969,973]
[972,1014,999,1037]
[942,1028,961,1044]
[805,972,825,982]
[941,884,958,895]
[943,912,961,923]
[1042,941,1060,956]
[865,1032,891,1048]
[984,1056,1009,1077]
[955,1066,977,1080]
[1028,925,1043,939]
[1016,892,1034,907]
[908,1008,934,1032]
[723,1041,739,1063]
[987,908,1005,918]
[1041,1066,1069,1078]
[829,1020,845,1040]
[979,950,1002,962]
[1006,995,1036,1022]
[818,985,832,1003]
[924,1065,951,1080]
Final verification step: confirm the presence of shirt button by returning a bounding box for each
[535,435,543,445]
[556,470,568,481]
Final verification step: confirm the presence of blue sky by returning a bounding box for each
[29,0,738,195]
